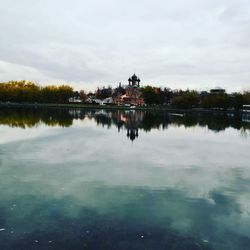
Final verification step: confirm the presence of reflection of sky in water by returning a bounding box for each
[0,113,250,249]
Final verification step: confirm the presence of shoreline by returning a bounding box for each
[0,102,243,114]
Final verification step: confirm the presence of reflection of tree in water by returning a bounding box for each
[0,108,249,139]
[0,108,84,128]
[197,113,242,132]
[139,112,169,131]
[167,113,246,132]
[94,111,250,139]
[94,112,112,129]
[240,114,250,137]
[87,110,250,140]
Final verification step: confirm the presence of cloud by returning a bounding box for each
[0,0,250,91]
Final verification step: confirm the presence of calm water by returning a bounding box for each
[0,108,250,250]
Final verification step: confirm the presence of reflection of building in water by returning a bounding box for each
[68,109,85,119]
[84,110,144,141]
[242,114,250,123]
[117,111,144,141]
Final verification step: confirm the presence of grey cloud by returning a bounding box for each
[0,0,250,91]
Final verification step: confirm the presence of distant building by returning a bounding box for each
[101,97,113,105]
[114,74,144,105]
[210,87,226,94]
[68,97,82,103]
[113,82,126,96]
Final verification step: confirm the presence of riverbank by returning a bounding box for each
[0,102,243,114]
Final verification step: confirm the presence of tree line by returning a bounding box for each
[141,86,250,110]
[0,81,74,104]
[1,80,250,110]
[0,108,249,133]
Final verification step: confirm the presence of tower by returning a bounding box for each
[128,73,140,87]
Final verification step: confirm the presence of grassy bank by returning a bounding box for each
[0,102,243,114]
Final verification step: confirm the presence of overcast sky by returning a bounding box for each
[0,0,250,92]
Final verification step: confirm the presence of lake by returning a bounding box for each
[0,107,250,250]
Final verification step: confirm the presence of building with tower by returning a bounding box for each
[114,74,144,105]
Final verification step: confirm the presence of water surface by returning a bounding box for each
[0,108,250,250]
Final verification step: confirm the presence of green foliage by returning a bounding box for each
[201,94,230,110]
[229,93,243,110]
[141,86,163,105]
[171,91,199,109]
[95,87,112,100]
[0,81,74,104]
[0,108,74,128]
[243,92,250,105]
[79,90,87,101]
